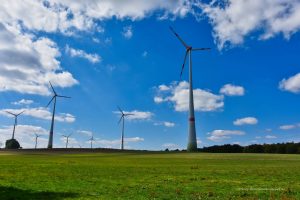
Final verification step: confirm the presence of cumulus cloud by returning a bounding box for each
[0,23,78,95]
[0,124,48,148]
[207,129,245,142]
[198,0,300,49]
[265,135,277,139]
[122,26,133,39]
[279,73,300,93]
[233,117,258,126]
[77,130,93,137]
[0,108,75,123]
[65,45,101,64]
[154,81,224,112]
[154,121,175,127]
[95,137,144,148]
[114,110,153,121]
[12,99,34,106]
[220,84,245,96]
[279,124,296,130]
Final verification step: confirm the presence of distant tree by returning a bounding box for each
[264,144,277,153]
[286,143,298,154]
[165,148,169,152]
[5,139,20,149]
[197,142,300,154]
[244,144,264,153]
[276,143,286,154]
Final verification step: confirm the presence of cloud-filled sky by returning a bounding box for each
[0,0,300,150]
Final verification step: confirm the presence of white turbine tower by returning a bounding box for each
[34,133,40,149]
[46,81,71,149]
[170,26,210,151]
[62,133,72,149]
[6,110,24,139]
[117,106,134,150]
[88,135,95,149]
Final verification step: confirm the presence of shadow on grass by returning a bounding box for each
[0,186,78,200]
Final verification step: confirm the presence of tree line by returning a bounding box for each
[197,142,300,154]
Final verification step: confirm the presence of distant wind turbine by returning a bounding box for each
[117,106,134,150]
[62,133,72,149]
[6,110,25,139]
[88,135,95,149]
[169,26,210,151]
[46,81,71,149]
[34,133,40,149]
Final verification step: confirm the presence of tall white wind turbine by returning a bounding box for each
[117,106,134,150]
[170,26,210,151]
[46,82,71,149]
[6,110,24,139]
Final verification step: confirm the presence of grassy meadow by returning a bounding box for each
[0,150,299,199]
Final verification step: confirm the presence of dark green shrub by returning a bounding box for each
[5,139,20,149]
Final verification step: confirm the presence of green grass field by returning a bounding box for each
[0,151,299,199]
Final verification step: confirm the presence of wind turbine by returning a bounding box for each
[6,110,25,139]
[34,133,40,149]
[169,26,210,151]
[117,106,134,150]
[46,81,71,149]
[88,135,95,149]
[62,133,72,149]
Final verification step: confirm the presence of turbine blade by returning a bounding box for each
[118,116,123,124]
[46,96,55,107]
[192,48,211,51]
[180,50,189,79]
[57,95,71,98]
[169,26,189,49]
[49,81,56,95]
[17,110,25,116]
[5,111,15,116]
[117,106,123,114]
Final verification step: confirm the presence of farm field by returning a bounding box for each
[0,150,299,200]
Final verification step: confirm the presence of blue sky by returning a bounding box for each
[0,0,300,150]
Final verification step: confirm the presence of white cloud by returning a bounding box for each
[114,110,153,121]
[0,23,78,95]
[77,130,93,137]
[154,121,175,127]
[0,124,48,148]
[198,0,300,49]
[158,84,171,91]
[164,122,175,127]
[0,108,75,123]
[279,73,300,93]
[122,26,133,39]
[95,137,144,148]
[265,135,277,139]
[154,81,224,112]
[207,129,245,142]
[12,99,34,106]
[279,124,296,130]
[154,96,165,103]
[233,117,258,126]
[65,45,101,64]
[162,143,180,150]
[220,84,245,96]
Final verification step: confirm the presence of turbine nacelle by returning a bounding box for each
[169,26,210,79]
